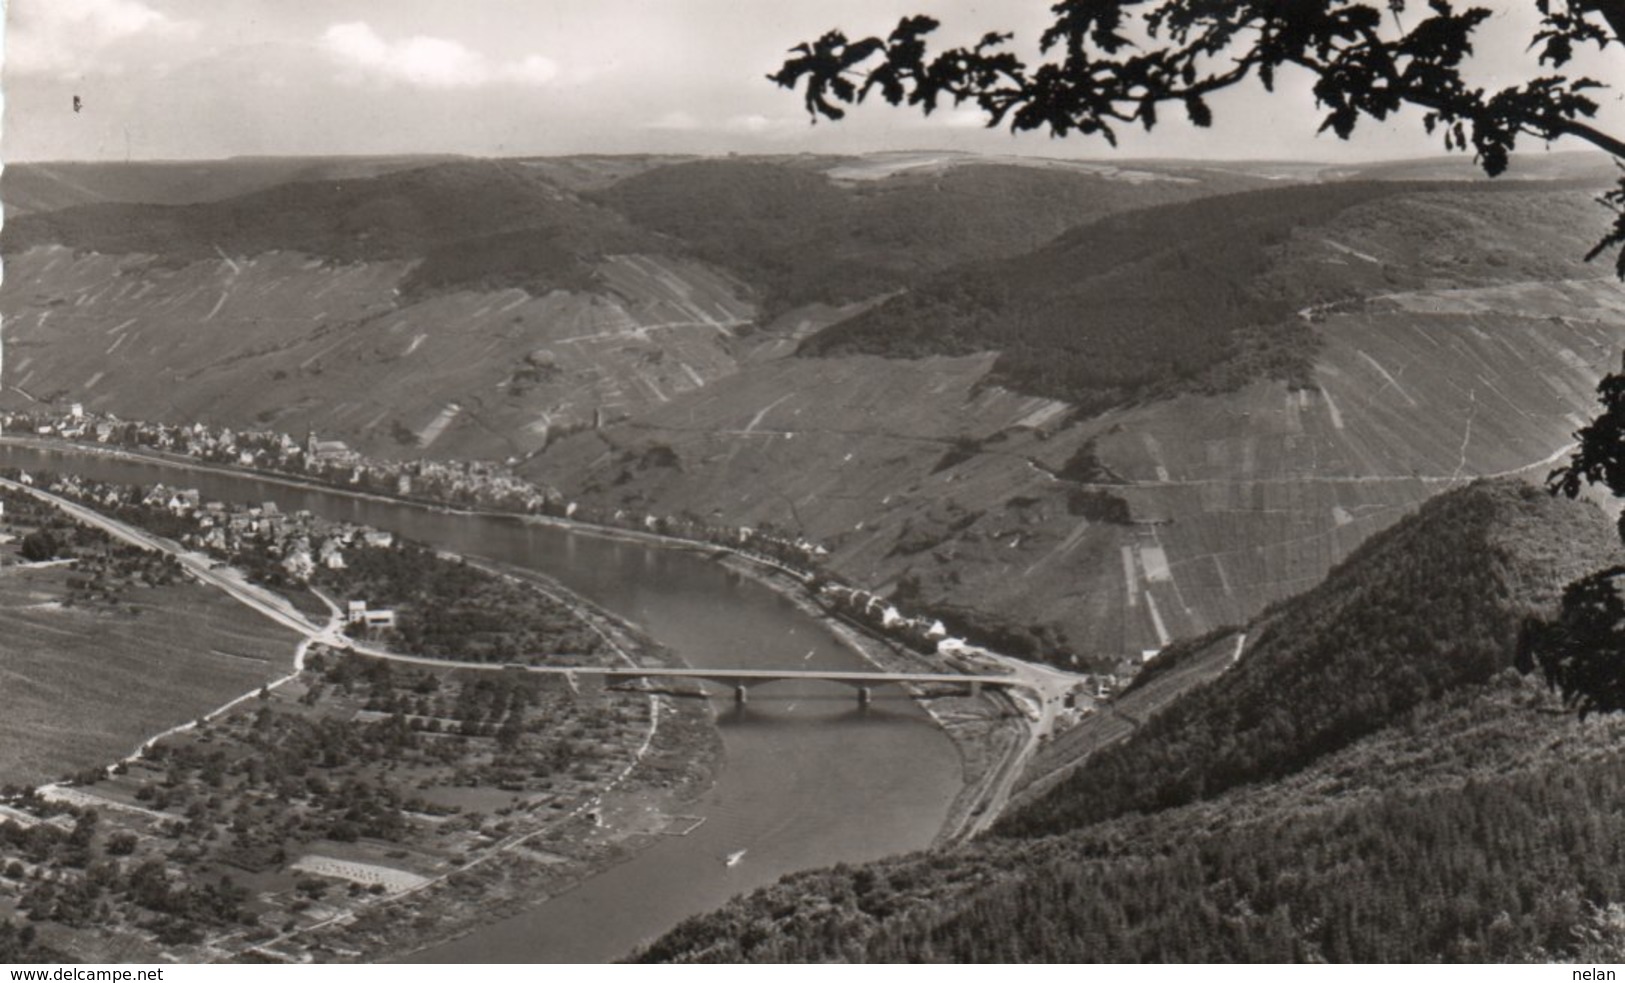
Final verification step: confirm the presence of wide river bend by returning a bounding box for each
[0,444,962,962]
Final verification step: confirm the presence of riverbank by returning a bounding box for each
[268,663,724,964]
[0,464,726,963]
[0,436,701,544]
[7,436,1037,842]
[283,566,727,963]
[712,555,1028,846]
[0,438,974,963]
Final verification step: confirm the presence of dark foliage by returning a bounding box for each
[930,607,1070,663]
[590,157,1263,319]
[1054,438,1123,484]
[315,544,603,663]
[2,160,653,301]
[1517,566,1625,718]
[1003,480,1618,838]
[18,529,60,562]
[0,918,50,961]
[768,2,1625,191]
[1552,353,1625,522]
[1066,488,1131,523]
[931,436,983,475]
[801,180,1579,411]
[1538,355,1625,716]
[397,226,633,299]
[0,808,252,933]
[639,747,1625,962]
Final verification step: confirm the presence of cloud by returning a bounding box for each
[646,110,701,131]
[8,0,199,78]
[643,112,797,136]
[940,107,993,129]
[504,55,562,87]
[319,22,558,90]
[725,114,787,134]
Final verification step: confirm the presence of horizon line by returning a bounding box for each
[0,146,1614,169]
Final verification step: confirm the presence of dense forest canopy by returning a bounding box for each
[638,483,1625,963]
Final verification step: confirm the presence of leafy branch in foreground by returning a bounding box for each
[771,1,1625,271]
[1518,567,1625,718]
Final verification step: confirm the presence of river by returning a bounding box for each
[0,444,963,962]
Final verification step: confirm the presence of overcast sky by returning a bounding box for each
[3,0,1622,164]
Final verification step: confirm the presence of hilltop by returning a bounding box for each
[1003,479,1622,835]
[3,153,1623,666]
[0,152,1262,468]
[589,156,1266,318]
[635,481,1625,962]
[801,179,1609,410]
[0,156,466,216]
[3,159,657,299]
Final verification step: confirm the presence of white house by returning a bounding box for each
[282,549,315,582]
[346,600,397,630]
[318,539,346,570]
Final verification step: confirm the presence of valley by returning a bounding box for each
[0,459,723,962]
[6,149,1625,963]
[533,272,1625,661]
[0,440,978,962]
[5,155,1621,671]
[635,480,1625,963]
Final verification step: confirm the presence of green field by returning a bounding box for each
[0,564,299,786]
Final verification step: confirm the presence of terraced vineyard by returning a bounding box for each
[3,245,755,460]
[6,153,1624,666]
[546,273,1625,661]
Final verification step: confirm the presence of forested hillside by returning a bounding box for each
[1,160,656,300]
[641,709,1625,962]
[801,181,1607,411]
[2,155,1264,322]
[638,482,1625,962]
[590,158,1264,318]
[0,156,464,216]
[1003,480,1619,836]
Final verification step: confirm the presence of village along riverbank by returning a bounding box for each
[0,440,980,962]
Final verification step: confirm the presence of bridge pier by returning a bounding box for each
[857,685,872,708]
[970,680,983,698]
[733,684,749,706]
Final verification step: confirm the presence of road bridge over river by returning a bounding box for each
[505,664,1019,706]
[0,470,1062,835]
[0,472,1023,713]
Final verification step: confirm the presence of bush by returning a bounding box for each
[18,530,59,562]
